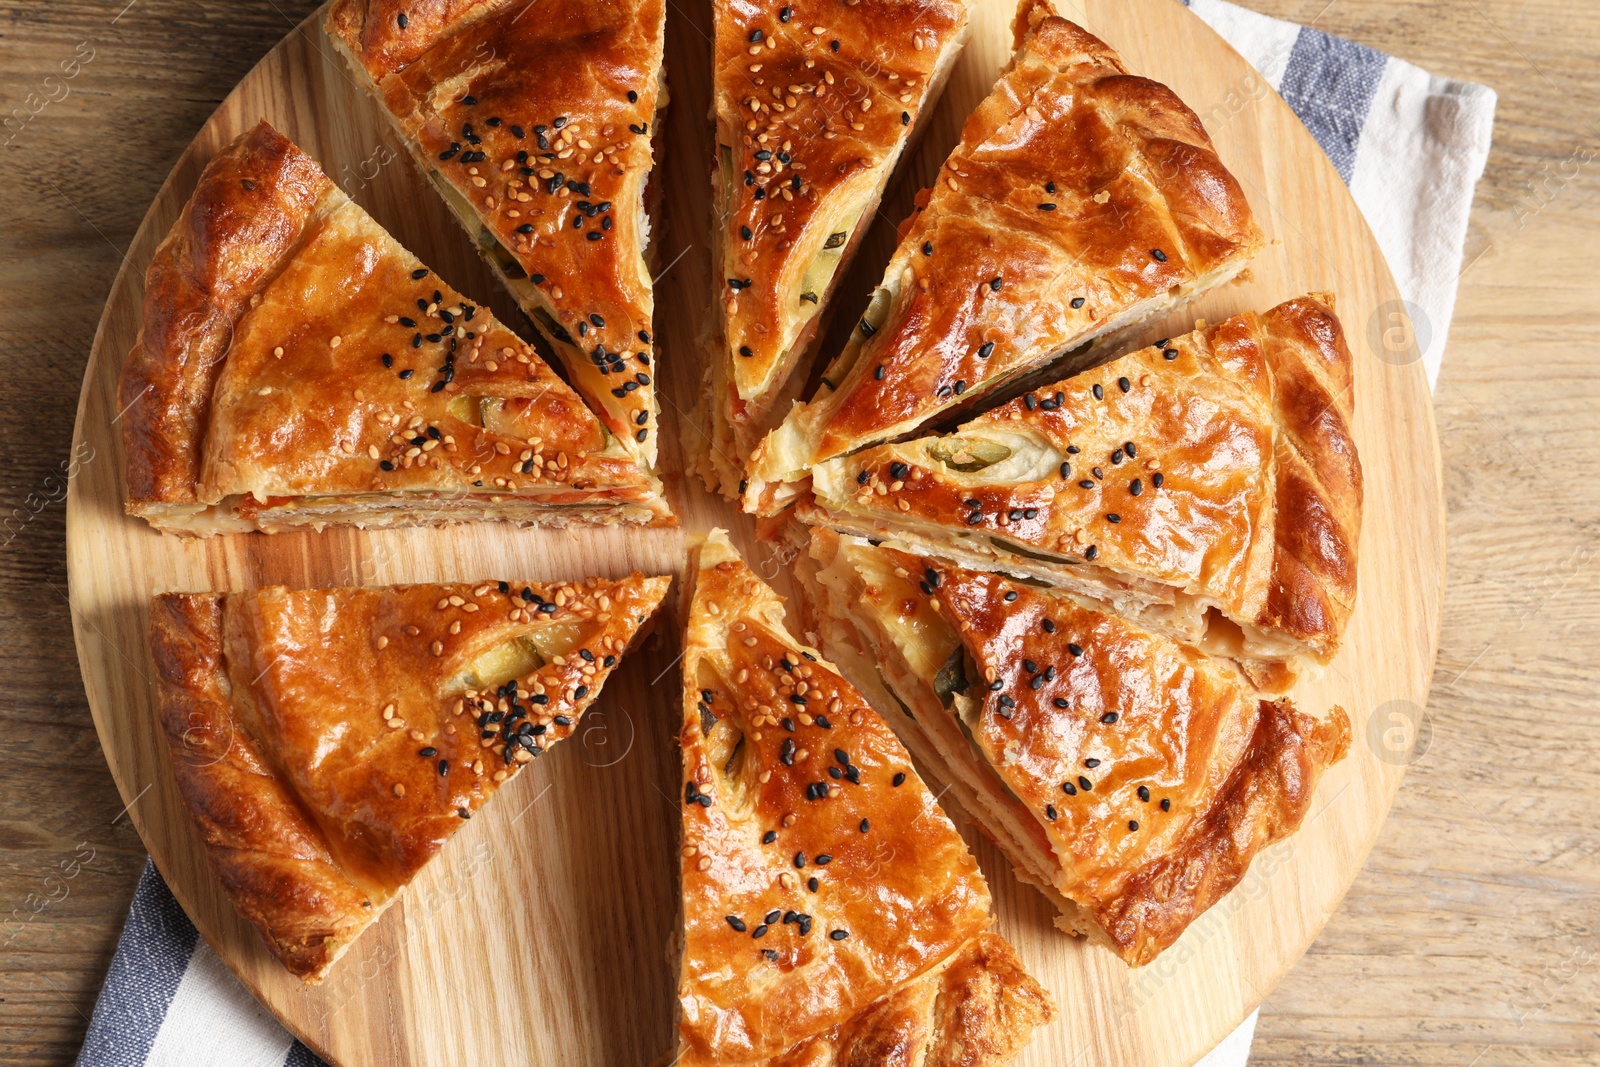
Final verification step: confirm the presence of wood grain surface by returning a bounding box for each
[0,5,1593,1067]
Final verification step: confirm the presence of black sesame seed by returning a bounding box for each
[1079,776,1094,791]
[419,746,437,757]
[902,111,911,125]
[1061,781,1077,796]
[892,772,906,787]
[1071,296,1086,309]
[1092,383,1104,400]
[726,915,746,932]
[780,5,793,19]
[874,364,885,380]
[1151,248,1167,262]
[809,876,820,890]
[1161,798,1172,811]
[830,929,849,941]
[1046,804,1057,820]
[1130,479,1143,495]
[1038,202,1056,211]
[860,819,870,832]
[396,12,408,28]
[989,276,1003,291]
[1138,785,1151,802]
[1152,473,1164,488]
[751,924,768,938]
[1054,697,1070,708]
[1101,712,1119,724]
[977,341,995,359]
[1118,376,1131,393]
[1060,462,1072,479]
[749,28,764,42]
[1084,545,1098,561]
[1067,643,1083,656]
[1107,513,1122,523]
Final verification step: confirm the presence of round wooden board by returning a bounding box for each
[66,0,1444,1064]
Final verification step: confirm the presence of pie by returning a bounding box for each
[119,121,669,535]
[802,293,1362,691]
[694,0,973,499]
[674,529,1052,1064]
[327,0,668,466]
[804,529,1350,965]
[744,0,1262,515]
[148,573,670,981]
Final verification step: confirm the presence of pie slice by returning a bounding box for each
[804,530,1350,966]
[119,121,669,535]
[694,0,973,499]
[744,0,1262,515]
[149,573,670,981]
[675,530,1052,1065]
[327,0,668,466]
[803,294,1362,691]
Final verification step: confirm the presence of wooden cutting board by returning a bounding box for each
[64,0,1444,1064]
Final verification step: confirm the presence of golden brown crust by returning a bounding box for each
[327,0,667,463]
[325,0,507,81]
[151,575,669,980]
[1093,698,1350,965]
[770,934,1054,1067]
[121,123,333,509]
[119,120,666,533]
[676,531,1047,1066]
[807,293,1362,675]
[808,536,1350,966]
[150,594,374,980]
[1253,296,1362,656]
[745,1,1261,511]
[706,0,971,483]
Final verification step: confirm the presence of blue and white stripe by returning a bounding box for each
[75,2,1495,1064]
[76,861,328,1067]
[1186,0,1496,388]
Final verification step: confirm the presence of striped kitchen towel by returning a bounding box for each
[74,3,1493,1065]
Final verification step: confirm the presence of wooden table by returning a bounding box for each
[0,2,1594,1064]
